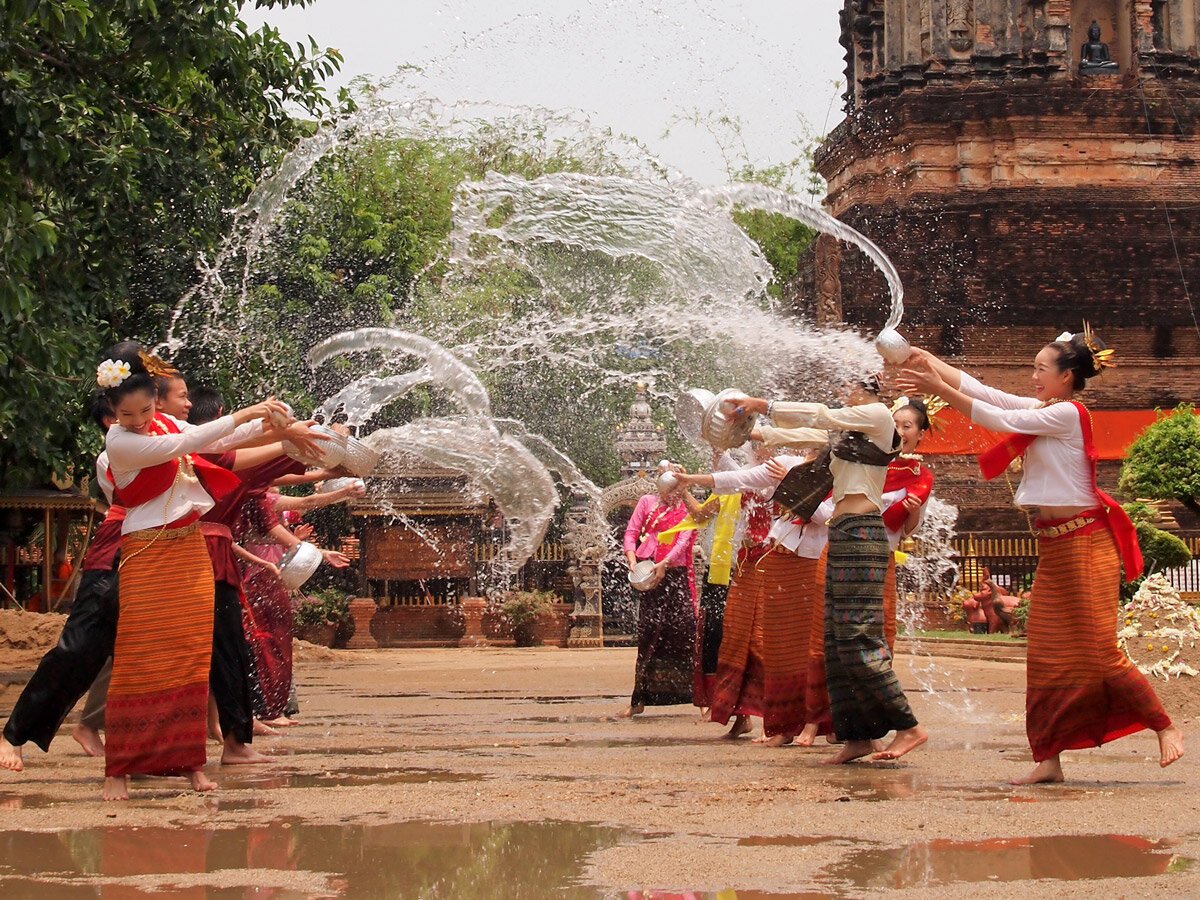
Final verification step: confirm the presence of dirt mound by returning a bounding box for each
[292,637,342,661]
[1150,673,1200,723]
[0,608,67,669]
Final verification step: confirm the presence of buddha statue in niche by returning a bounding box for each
[1080,20,1120,73]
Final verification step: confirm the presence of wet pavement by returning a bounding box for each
[0,647,1196,898]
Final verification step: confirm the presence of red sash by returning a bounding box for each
[881,458,934,533]
[977,400,1142,578]
[110,413,241,507]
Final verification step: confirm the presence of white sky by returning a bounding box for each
[240,0,848,185]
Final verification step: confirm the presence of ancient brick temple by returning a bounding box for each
[807,0,1200,535]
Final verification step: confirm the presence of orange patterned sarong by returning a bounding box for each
[709,549,818,738]
[804,548,832,737]
[1026,525,1170,762]
[105,527,214,777]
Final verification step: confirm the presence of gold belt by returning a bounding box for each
[1034,515,1096,539]
[125,521,199,542]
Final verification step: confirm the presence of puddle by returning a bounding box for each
[817,772,1089,803]
[819,835,1193,888]
[738,835,842,848]
[0,791,58,810]
[0,819,636,898]
[219,766,483,790]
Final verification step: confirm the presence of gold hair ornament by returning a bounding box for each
[137,350,180,378]
[1080,320,1116,371]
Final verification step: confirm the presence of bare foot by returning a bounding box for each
[616,704,644,718]
[0,737,24,772]
[794,723,819,747]
[252,720,279,736]
[208,696,222,742]
[102,775,129,801]
[697,707,711,723]
[72,724,105,757]
[1010,756,1064,785]
[1157,724,1185,768]
[822,740,875,764]
[871,725,928,761]
[753,733,794,747]
[723,716,752,739]
[264,716,298,727]
[188,769,217,792]
[221,738,270,765]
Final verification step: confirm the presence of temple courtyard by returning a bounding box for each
[1,642,1198,898]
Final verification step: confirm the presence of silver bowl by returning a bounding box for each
[267,401,294,430]
[628,559,659,592]
[282,423,345,469]
[656,470,680,494]
[674,388,716,448]
[875,327,912,365]
[337,432,381,477]
[317,476,365,494]
[699,388,757,450]
[278,541,322,591]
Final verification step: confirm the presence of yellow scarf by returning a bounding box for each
[657,492,743,586]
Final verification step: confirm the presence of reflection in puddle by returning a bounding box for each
[821,835,1192,888]
[818,772,1086,803]
[0,819,635,898]
[219,765,482,790]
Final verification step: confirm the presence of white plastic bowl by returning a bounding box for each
[337,433,381,477]
[875,327,912,364]
[278,541,322,591]
[317,476,365,494]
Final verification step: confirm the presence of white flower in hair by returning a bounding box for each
[96,359,131,389]
[1056,331,1074,342]
[890,395,911,414]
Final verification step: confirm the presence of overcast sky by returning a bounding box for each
[240,0,848,184]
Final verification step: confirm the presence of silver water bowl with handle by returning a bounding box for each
[277,541,322,591]
[699,388,757,450]
[674,388,716,448]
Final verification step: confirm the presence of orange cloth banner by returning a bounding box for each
[919,409,1178,459]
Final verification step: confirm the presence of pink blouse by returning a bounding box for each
[623,494,696,567]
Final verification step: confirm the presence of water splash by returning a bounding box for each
[365,417,559,573]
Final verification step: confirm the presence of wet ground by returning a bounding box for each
[0,646,1197,898]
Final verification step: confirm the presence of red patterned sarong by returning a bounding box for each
[106,526,214,777]
[709,549,818,738]
[1026,522,1170,761]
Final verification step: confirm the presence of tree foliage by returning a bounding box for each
[1118,404,1200,517]
[0,0,342,489]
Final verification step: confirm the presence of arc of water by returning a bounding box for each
[308,328,492,420]
[365,417,559,573]
[317,368,435,427]
[707,182,905,331]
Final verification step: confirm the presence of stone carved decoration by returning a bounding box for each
[814,232,844,327]
[947,0,974,52]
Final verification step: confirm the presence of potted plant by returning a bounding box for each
[294,587,350,647]
[499,589,558,647]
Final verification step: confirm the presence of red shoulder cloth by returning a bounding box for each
[110,413,240,507]
[881,457,934,533]
[976,401,1142,578]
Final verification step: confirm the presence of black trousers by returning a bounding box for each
[3,567,118,751]
[211,580,256,745]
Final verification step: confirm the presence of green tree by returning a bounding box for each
[1119,404,1200,517]
[0,0,342,489]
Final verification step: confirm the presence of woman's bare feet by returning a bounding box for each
[871,725,928,760]
[753,733,794,747]
[252,719,279,736]
[102,775,129,801]
[794,722,820,747]
[1010,755,1064,785]
[822,740,875,764]
[71,724,105,757]
[188,769,217,792]
[0,738,24,772]
[221,737,270,765]
[723,715,751,739]
[1157,725,1185,768]
[616,704,645,718]
[264,716,298,727]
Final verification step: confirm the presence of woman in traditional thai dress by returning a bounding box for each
[675,447,826,745]
[619,467,698,717]
[97,346,286,800]
[735,377,928,763]
[899,328,1184,783]
[879,397,938,652]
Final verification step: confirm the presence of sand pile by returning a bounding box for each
[0,608,66,669]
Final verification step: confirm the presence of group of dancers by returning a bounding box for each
[620,328,1185,782]
[0,342,362,799]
